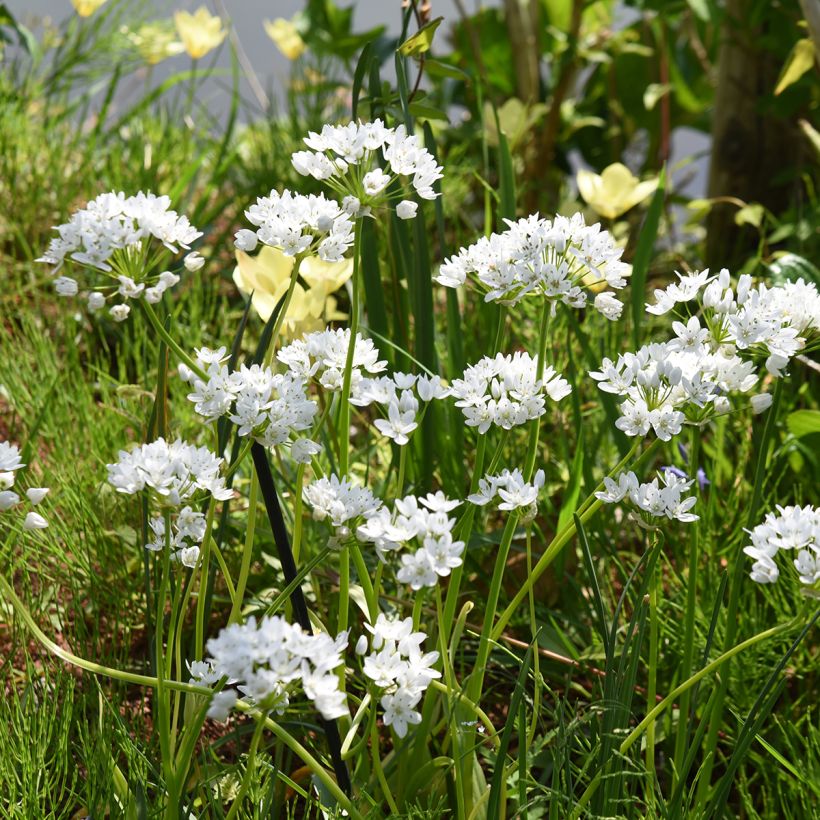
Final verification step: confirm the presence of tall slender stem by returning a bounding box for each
[229,470,259,624]
[339,227,362,478]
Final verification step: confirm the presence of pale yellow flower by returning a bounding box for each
[233,248,350,338]
[174,7,227,60]
[264,17,306,61]
[122,21,185,65]
[72,0,107,16]
[577,163,659,220]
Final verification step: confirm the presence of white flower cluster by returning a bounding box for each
[449,352,571,434]
[107,437,232,504]
[179,347,318,459]
[358,615,441,737]
[303,473,382,547]
[278,328,387,392]
[291,119,443,214]
[435,213,629,314]
[0,441,49,531]
[145,506,207,568]
[235,189,354,262]
[201,615,349,721]
[468,468,546,521]
[37,191,201,320]
[595,470,698,523]
[744,505,820,586]
[646,270,820,377]
[591,336,763,440]
[357,492,464,590]
[351,371,449,447]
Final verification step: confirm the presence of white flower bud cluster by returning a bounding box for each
[435,212,629,314]
[237,189,354,262]
[351,371,449,447]
[0,441,50,531]
[590,336,762,440]
[106,437,232,505]
[291,119,443,211]
[145,506,207,567]
[744,505,820,586]
[357,492,464,590]
[37,192,201,320]
[201,615,349,721]
[468,468,546,521]
[360,615,441,737]
[449,352,571,434]
[277,328,388,392]
[302,473,382,547]
[179,346,318,459]
[594,470,699,523]
[646,269,819,377]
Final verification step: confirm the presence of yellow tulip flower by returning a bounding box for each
[577,163,659,220]
[72,0,107,16]
[264,18,306,61]
[174,7,227,60]
[233,248,351,339]
[122,21,185,65]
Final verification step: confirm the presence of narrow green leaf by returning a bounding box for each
[787,409,820,438]
[351,41,373,120]
[557,431,584,534]
[631,166,666,348]
[359,217,391,366]
[774,38,816,95]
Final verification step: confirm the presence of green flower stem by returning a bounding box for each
[141,300,206,380]
[209,536,237,603]
[338,546,350,634]
[338,227,362,478]
[351,544,378,623]
[225,717,266,820]
[291,463,308,564]
[268,255,303,349]
[441,435,487,644]
[341,693,372,758]
[229,469,259,624]
[156,511,175,812]
[569,620,796,820]
[696,379,783,802]
[0,574,362,820]
[492,438,658,641]
[672,427,701,786]
[371,714,400,815]
[645,535,660,806]
[195,497,218,659]
[523,303,550,481]
[396,444,407,496]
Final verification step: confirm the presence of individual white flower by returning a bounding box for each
[396,200,418,220]
[110,304,131,322]
[117,275,145,298]
[291,438,321,464]
[0,442,25,472]
[87,292,106,311]
[25,488,49,505]
[55,276,79,297]
[0,472,14,490]
[234,229,258,252]
[594,291,623,320]
[24,511,48,530]
[184,251,205,271]
[467,468,545,514]
[750,393,773,414]
[207,690,238,722]
[0,490,20,510]
[381,690,422,737]
[144,285,165,304]
[373,399,418,446]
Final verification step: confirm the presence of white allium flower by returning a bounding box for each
[184,251,205,272]
[207,690,238,722]
[107,437,233,504]
[468,469,545,517]
[180,352,318,449]
[750,393,773,414]
[435,212,629,313]
[744,505,820,586]
[303,474,381,540]
[55,276,78,297]
[87,292,106,311]
[291,119,443,211]
[0,490,20,511]
[205,615,348,720]
[396,200,418,220]
[0,442,25,472]
[449,352,570,434]
[291,438,322,464]
[25,488,49,505]
[0,472,14,490]
[239,189,355,262]
[24,511,48,530]
[109,304,131,322]
[596,470,699,524]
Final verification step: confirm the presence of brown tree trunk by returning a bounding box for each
[706,0,803,270]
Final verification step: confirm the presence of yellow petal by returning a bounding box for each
[72,0,107,16]
[578,163,658,219]
[174,7,227,60]
[300,256,353,296]
[264,18,306,61]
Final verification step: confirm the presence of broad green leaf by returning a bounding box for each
[424,58,470,81]
[775,38,815,95]
[643,82,671,111]
[734,203,764,228]
[398,16,443,57]
[787,410,820,438]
